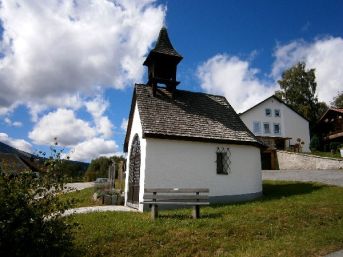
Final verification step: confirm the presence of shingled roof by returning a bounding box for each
[152,27,182,57]
[143,27,182,66]
[124,85,262,151]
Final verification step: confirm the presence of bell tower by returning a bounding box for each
[143,27,183,97]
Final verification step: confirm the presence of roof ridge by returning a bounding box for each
[123,84,263,152]
[134,84,228,99]
[239,94,309,121]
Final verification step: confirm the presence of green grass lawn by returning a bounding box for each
[61,187,97,208]
[308,151,343,159]
[67,181,343,257]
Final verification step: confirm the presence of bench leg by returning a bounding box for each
[192,205,200,219]
[151,204,158,220]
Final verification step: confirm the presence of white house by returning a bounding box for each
[239,96,311,153]
[124,27,263,211]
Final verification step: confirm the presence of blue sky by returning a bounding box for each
[0,0,342,162]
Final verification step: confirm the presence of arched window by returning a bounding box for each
[127,134,141,205]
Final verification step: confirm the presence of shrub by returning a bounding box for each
[310,135,320,151]
[330,142,341,152]
[0,146,76,257]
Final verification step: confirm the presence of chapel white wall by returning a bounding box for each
[124,102,146,211]
[143,139,262,201]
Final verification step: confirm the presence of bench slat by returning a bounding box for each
[144,194,208,200]
[142,201,209,206]
[144,188,209,193]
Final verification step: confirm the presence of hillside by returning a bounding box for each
[0,141,89,180]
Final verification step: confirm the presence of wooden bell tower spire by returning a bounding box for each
[143,27,183,97]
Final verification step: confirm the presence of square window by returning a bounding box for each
[253,121,261,134]
[265,108,271,117]
[274,123,281,134]
[263,123,270,134]
[216,147,231,175]
[275,109,280,117]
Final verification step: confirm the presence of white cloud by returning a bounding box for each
[96,116,113,138]
[85,97,108,119]
[4,117,22,127]
[197,37,343,112]
[85,96,114,138]
[28,106,118,161]
[120,118,128,131]
[0,0,165,117]
[197,54,277,112]
[4,118,10,124]
[29,108,96,146]
[272,37,343,103]
[67,138,118,162]
[12,121,22,127]
[0,132,32,153]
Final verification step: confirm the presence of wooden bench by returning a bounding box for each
[142,188,209,220]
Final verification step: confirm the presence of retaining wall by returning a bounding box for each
[277,150,343,170]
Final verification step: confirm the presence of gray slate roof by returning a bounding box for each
[124,84,261,151]
[143,27,182,67]
[151,27,182,58]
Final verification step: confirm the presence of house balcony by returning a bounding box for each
[256,136,291,151]
[324,130,343,141]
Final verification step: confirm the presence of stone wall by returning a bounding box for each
[277,150,343,170]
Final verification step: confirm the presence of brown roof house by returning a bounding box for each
[124,27,263,211]
[316,108,343,150]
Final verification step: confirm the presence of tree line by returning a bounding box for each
[85,155,126,181]
[275,62,342,152]
[276,62,342,132]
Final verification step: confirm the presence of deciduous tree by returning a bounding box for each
[276,62,320,131]
[331,91,343,108]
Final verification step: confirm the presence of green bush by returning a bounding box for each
[310,135,320,151]
[329,142,341,152]
[84,156,125,182]
[0,146,76,257]
[84,156,111,181]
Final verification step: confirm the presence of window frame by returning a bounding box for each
[274,109,280,117]
[216,147,231,175]
[263,122,270,134]
[265,108,272,117]
[273,123,281,135]
[253,121,261,134]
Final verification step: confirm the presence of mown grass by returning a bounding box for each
[68,181,343,257]
[61,187,97,208]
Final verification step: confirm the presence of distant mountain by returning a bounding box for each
[0,141,89,179]
[0,141,33,156]
[0,141,41,171]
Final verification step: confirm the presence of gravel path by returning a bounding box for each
[62,182,137,216]
[64,182,95,192]
[262,170,343,187]
[325,250,343,257]
[62,206,138,216]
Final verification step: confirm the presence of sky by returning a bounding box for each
[0,0,342,162]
